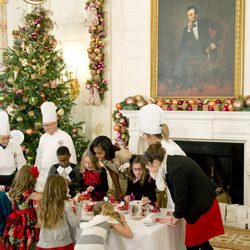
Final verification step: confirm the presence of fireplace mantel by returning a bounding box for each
[121,110,250,206]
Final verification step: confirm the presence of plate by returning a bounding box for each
[143,221,154,226]
[10,130,24,145]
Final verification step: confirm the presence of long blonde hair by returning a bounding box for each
[37,175,68,229]
[9,165,37,203]
[93,201,121,222]
[81,149,100,171]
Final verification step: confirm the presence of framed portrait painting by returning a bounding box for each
[151,0,244,98]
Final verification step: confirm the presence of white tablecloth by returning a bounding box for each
[76,209,186,250]
[108,210,185,250]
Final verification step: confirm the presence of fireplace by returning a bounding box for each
[175,140,244,204]
[121,110,250,206]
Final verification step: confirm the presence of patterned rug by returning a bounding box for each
[210,227,250,250]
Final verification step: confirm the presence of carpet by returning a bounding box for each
[210,227,250,250]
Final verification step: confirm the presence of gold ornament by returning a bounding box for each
[95,56,102,62]
[232,99,244,111]
[40,67,47,75]
[31,74,37,79]
[57,108,65,116]
[94,74,101,81]
[244,95,250,107]
[98,40,105,46]
[97,25,104,31]
[68,79,80,101]
[134,95,144,101]
[34,122,42,129]
[136,99,147,108]
[126,96,136,105]
[94,48,101,54]
[28,111,35,117]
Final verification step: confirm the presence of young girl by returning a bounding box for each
[81,150,108,201]
[75,201,133,249]
[36,175,82,250]
[1,165,40,249]
[89,136,132,200]
[124,155,157,205]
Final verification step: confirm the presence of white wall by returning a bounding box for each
[6,0,250,142]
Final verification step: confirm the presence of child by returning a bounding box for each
[75,201,133,249]
[81,150,108,201]
[0,192,11,243]
[89,136,132,200]
[48,146,83,197]
[1,165,40,249]
[124,155,157,205]
[36,175,82,250]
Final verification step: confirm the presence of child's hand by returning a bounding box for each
[124,195,130,203]
[118,213,125,221]
[86,186,95,193]
[141,196,150,205]
[26,192,42,203]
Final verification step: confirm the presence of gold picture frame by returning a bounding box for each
[151,0,244,99]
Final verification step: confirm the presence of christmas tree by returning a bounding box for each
[0,7,88,163]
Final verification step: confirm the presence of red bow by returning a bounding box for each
[30,165,39,178]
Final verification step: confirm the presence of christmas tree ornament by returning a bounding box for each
[28,96,39,106]
[0,95,5,101]
[0,7,88,163]
[16,116,23,122]
[34,122,42,129]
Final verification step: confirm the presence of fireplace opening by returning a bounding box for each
[174,140,244,205]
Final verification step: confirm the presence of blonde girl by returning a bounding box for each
[81,150,108,201]
[75,201,132,249]
[1,165,40,249]
[36,175,82,250]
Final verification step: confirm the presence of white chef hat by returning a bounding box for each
[0,110,10,136]
[139,104,165,134]
[41,102,57,123]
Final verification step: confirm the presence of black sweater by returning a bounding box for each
[166,155,217,224]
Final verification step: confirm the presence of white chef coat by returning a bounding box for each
[0,141,26,176]
[35,129,77,192]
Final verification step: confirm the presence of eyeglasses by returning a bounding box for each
[0,135,11,141]
[43,122,56,127]
[133,168,143,172]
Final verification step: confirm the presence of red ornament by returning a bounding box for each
[114,125,120,132]
[116,103,123,110]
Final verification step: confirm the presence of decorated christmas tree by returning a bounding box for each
[0,7,88,163]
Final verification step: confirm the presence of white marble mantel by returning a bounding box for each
[121,110,250,206]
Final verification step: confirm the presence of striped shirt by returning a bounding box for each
[75,215,118,250]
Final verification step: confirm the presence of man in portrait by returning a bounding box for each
[172,5,224,90]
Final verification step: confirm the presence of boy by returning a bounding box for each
[48,146,83,197]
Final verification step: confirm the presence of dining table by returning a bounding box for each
[76,208,186,250]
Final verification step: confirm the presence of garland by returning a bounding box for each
[112,96,250,147]
[85,0,107,105]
